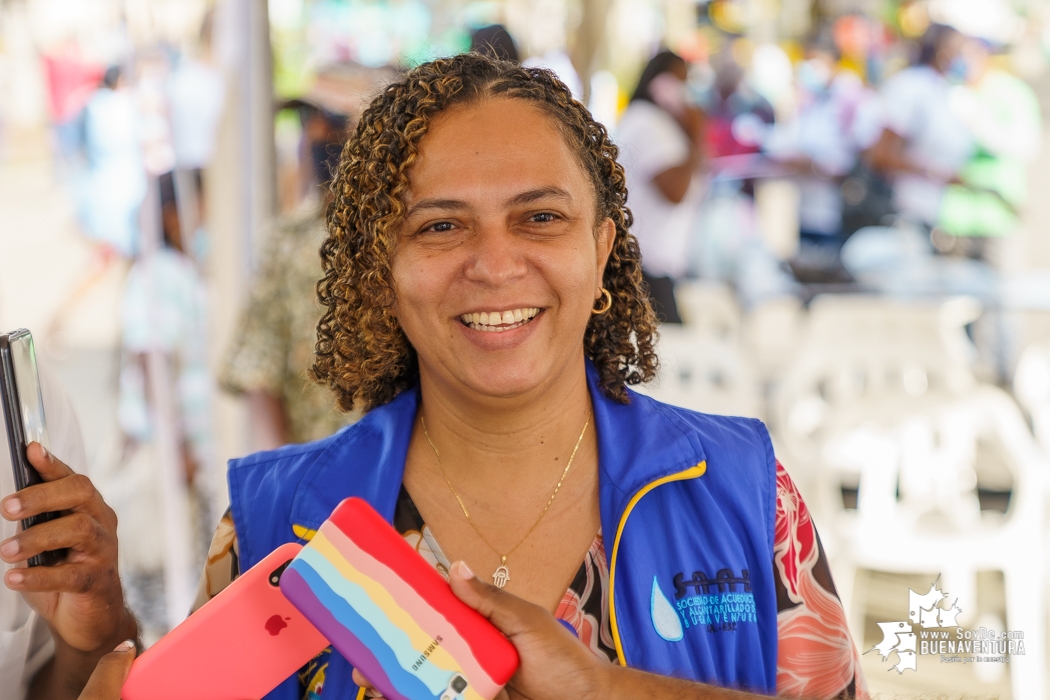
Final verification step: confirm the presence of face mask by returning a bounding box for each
[948,57,969,83]
[798,59,832,93]
[649,73,688,117]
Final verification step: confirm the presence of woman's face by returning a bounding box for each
[390,97,615,402]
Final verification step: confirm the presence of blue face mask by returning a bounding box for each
[798,59,832,94]
[948,57,969,83]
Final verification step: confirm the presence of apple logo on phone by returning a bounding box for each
[265,615,291,636]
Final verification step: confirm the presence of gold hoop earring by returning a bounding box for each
[592,287,612,315]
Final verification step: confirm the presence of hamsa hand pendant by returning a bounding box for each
[492,564,510,588]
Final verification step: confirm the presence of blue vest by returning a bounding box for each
[228,364,779,698]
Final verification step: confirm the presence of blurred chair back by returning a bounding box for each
[641,323,762,419]
[772,294,1046,697]
[772,294,980,469]
[674,280,741,344]
[822,385,1046,699]
[741,295,803,382]
[636,281,762,419]
[1014,339,1050,452]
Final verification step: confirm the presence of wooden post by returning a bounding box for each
[205,0,274,516]
[570,0,614,104]
[139,176,196,629]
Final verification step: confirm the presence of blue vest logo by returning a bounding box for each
[671,569,758,633]
[651,577,684,642]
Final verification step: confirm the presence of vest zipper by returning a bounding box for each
[607,461,707,665]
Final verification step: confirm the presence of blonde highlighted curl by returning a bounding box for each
[312,53,658,412]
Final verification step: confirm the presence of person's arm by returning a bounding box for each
[652,152,703,204]
[651,107,706,204]
[356,558,769,700]
[0,444,139,700]
[773,462,865,698]
[218,221,297,450]
[443,464,866,700]
[867,127,960,185]
[866,128,923,177]
[191,508,241,613]
[446,561,768,700]
[246,389,291,451]
[599,665,767,699]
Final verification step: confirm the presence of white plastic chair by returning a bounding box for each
[770,295,1045,696]
[639,323,763,420]
[1014,340,1050,452]
[772,295,980,472]
[741,295,804,382]
[673,280,741,344]
[823,386,1046,698]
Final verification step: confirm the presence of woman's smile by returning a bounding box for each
[454,306,547,353]
[458,307,542,332]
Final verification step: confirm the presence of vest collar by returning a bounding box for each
[288,360,708,534]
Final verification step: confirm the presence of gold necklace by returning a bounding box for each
[420,414,590,588]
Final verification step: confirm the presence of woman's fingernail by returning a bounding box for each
[2,498,20,516]
[457,561,475,580]
[0,539,18,558]
[114,639,136,652]
[39,445,50,461]
[7,570,23,585]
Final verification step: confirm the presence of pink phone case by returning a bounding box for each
[121,543,329,700]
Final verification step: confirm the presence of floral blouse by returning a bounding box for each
[192,463,867,699]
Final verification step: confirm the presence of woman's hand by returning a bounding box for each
[353,561,769,700]
[448,561,609,700]
[352,561,610,700]
[78,640,137,699]
[449,561,769,700]
[2,443,138,699]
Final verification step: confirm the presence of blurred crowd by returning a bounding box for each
[617,19,1042,322]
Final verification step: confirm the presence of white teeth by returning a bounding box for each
[460,307,541,331]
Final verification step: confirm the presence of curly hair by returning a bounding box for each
[312,52,658,412]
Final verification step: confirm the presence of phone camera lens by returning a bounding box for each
[269,560,293,587]
[451,676,468,693]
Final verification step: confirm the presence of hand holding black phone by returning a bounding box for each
[1,329,63,566]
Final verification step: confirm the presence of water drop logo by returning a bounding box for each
[651,577,684,642]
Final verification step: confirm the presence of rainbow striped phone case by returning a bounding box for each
[280,497,519,700]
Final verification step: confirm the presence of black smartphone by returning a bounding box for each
[0,329,63,566]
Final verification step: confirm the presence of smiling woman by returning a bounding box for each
[189,53,866,700]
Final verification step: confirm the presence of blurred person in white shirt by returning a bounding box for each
[1,364,137,699]
[766,29,874,251]
[867,23,974,229]
[77,66,147,260]
[616,50,705,323]
[936,37,1041,257]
